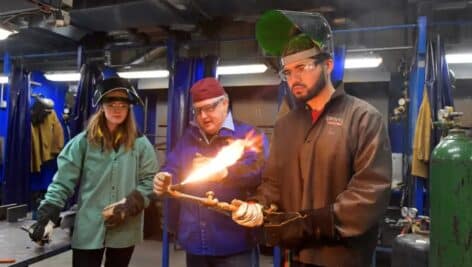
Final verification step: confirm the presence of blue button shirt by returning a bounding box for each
[163,115,268,256]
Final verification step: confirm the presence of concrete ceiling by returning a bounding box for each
[0,0,471,74]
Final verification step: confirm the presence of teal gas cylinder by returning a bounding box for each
[430,128,472,267]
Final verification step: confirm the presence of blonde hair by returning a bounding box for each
[86,106,139,151]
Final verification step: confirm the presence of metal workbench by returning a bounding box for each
[0,220,71,266]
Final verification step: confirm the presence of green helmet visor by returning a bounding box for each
[256,10,333,57]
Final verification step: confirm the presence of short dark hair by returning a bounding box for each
[282,33,320,57]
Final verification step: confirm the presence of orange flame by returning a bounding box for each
[181,130,263,184]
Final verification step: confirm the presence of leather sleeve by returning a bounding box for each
[333,108,392,237]
[251,126,282,207]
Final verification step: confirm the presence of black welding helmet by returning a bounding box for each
[92,77,144,107]
[256,10,334,63]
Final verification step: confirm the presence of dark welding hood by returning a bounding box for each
[92,77,144,107]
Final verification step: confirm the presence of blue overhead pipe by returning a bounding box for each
[408,16,427,215]
[334,23,417,34]
[10,42,167,59]
[431,20,472,27]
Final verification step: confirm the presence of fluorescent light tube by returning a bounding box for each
[345,57,383,69]
[0,28,14,40]
[216,64,268,75]
[45,72,80,82]
[0,76,8,84]
[446,53,472,64]
[118,70,169,79]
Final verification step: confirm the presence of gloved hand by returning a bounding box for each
[260,207,335,248]
[153,172,172,196]
[29,203,61,244]
[102,190,145,228]
[192,153,228,182]
[231,200,264,227]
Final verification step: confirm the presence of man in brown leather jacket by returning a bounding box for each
[231,10,392,267]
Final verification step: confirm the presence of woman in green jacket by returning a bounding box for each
[29,77,158,267]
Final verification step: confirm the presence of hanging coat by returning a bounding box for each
[31,110,64,172]
[412,88,432,178]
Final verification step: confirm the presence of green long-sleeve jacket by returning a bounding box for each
[41,131,158,249]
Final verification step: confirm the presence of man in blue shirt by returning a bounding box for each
[154,77,268,267]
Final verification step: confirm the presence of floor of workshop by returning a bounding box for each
[30,240,392,267]
[31,240,275,267]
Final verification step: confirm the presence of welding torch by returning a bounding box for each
[163,180,277,215]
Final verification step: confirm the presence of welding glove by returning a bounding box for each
[231,200,264,227]
[153,172,172,196]
[102,190,145,228]
[260,207,336,249]
[29,203,61,244]
[192,153,228,182]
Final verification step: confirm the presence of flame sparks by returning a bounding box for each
[181,130,262,185]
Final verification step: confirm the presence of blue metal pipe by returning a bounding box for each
[10,42,166,59]
[431,20,472,27]
[273,247,282,267]
[334,24,417,34]
[162,37,175,267]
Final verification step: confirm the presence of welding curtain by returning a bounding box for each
[429,37,454,145]
[2,67,31,204]
[166,58,205,150]
[69,63,102,137]
[411,36,455,179]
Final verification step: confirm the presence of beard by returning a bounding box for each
[292,68,327,103]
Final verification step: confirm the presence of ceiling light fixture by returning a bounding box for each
[45,72,80,82]
[0,28,14,40]
[344,57,383,69]
[446,53,472,64]
[0,75,8,84]
[216,64,268,75]
[117,70,169,79]
[44,64,268,83]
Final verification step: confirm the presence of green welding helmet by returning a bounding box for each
[256,10,334,58]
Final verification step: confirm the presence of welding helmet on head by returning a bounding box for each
[92,77,144,107]
[256,10,334,65]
